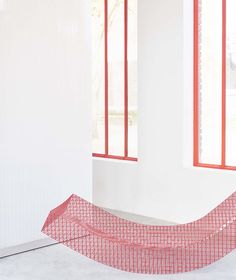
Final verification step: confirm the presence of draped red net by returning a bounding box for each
[42,192,236,274]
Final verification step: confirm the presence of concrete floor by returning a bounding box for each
[0,210,236,280]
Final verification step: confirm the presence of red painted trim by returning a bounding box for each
[104,0,109,155]
[221,0,226,167]
[94,0,136,161]
[93,153,138,162]
[193,0,233,171]
[195,163,236,171]
[193,0,199,166]
[124,0,129,157]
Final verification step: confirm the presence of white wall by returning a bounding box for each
[0,0,92,249]
[93,159,139,214]
[93,0,236,224]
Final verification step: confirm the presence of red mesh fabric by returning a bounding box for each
[42,192,236,274]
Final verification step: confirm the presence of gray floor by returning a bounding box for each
[0,210,236,280]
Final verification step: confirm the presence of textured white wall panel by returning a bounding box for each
[0,0,92,249]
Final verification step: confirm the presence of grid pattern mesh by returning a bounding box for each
[42,192,236,274]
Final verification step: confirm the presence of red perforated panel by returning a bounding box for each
[42,192,236,274]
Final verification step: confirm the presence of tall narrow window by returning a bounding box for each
[194,0,236,170]
[91,0,137,161]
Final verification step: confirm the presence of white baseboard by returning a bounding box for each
[0,238,57,259]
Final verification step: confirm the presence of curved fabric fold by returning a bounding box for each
[42,192,236,274]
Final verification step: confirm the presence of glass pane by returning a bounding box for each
[107,0,125,156]
[91,0,105,154]
[226,0,236,166]
[128,0,137,158]
[199,0,222,164]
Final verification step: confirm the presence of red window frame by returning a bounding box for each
[92,0,137,162]
[193,0,236,171]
